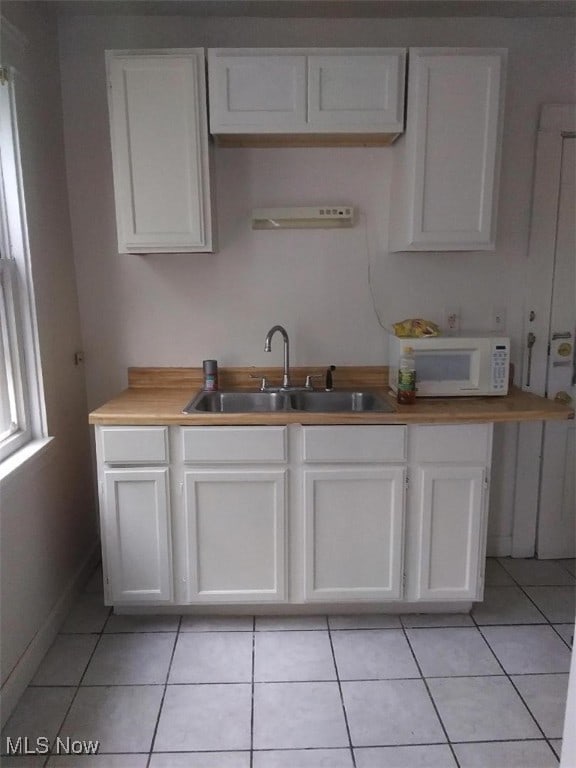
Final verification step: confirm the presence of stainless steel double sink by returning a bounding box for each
[184,390,394,414]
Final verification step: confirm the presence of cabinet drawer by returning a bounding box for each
[409,424,492,463]
[182,427,287,463]
[100,427,168,464]
[303,426,406,463]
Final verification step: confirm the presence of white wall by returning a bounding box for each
[0,3,97,717]
[57,14,575,405]
[57,13,575,555]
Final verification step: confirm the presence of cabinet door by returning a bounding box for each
[103,469,172,603]
[412,464,486,600]
[391,49,505,251]
[304,467,405,601]
[107,50,212,253]
[307,51,405,133]
[184,470,286,602]
[208,51,307,132]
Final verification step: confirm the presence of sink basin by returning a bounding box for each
[289,391,394,413]
[184,390,394,414]
[184,391,291,413]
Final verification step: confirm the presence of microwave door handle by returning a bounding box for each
[526,332,536,387]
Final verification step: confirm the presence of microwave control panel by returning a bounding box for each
[491,342,510,392]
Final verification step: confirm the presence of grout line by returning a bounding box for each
[326,614,356,768]
[505,561,574,648]
[250,615,255,768]
[7,739,558,759]
[146,614,183,767]
[515,583,575,647]
[482,560,572,754]
[480,560,573,631]
[496,556,576,584]
[470,611,561,759]
[549,625,574,650]
[43,602,112,767]
[13,560,573,764]
[550,740,563,760]
[25,668,572,690]
[400,623,461,768]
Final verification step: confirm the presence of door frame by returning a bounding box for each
[511,104,576,557]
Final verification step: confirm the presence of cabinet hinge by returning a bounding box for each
[0,67,10,86]
[178,481,184,495]
[404,474,409,489]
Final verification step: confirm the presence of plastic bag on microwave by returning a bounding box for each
[392,319,440,338]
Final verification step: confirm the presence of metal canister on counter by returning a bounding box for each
[202,359,219,391]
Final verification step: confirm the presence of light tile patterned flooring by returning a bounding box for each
[1,558,574,767]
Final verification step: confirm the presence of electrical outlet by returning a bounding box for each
[445,308,461,334]
[491,307,507,333]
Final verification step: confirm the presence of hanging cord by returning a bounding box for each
[359,211,388,330]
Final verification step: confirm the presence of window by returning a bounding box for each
[0,66,45,463]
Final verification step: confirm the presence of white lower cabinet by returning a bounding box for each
[102,468,173,603]
[410,464,486,600]
[96,422,492,608]
[406,424,492,602]
[183,470,286,602]
[303,467,405,601]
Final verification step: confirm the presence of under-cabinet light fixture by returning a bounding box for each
[252,206,355,230]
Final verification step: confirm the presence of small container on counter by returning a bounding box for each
[397,346,416,405]
[202,359,219,391]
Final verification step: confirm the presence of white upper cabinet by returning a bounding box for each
[307,52,404,132]
[390,48,506,251]
[106,50,213,254]
[208,48,406,143]
[208,52,307,131]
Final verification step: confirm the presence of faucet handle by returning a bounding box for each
[249,373,269,391]
[304,374,323,390]
[325,365,336,391]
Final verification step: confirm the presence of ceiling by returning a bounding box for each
[52,0,576,17]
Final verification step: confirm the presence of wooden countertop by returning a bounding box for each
[88,367,573,426]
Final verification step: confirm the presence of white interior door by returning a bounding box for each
[514,106,575,559]
[537,136,575,558]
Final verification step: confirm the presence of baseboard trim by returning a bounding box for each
[487,534,512,558]
[0,541,100,728]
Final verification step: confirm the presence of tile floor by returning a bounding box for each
[1,557,574,768]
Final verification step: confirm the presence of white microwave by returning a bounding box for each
[388,334,510,397]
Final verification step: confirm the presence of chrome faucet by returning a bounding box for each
[264,325,291,388]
